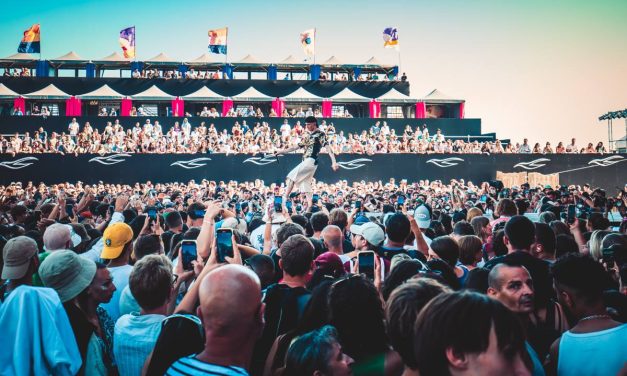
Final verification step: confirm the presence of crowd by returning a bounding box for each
[2,68,31,77]
[0,175,626,374]
[0,118,608,155]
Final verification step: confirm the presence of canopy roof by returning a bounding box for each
[183,86,225,101]
[79,84,125,99]
[231,86,273,101]
[322,56,344,66]
[235,54,264,65]
[96,52,130,62]
[422,89,465,104]
[23,84,71,99]
[282,87,321,102]
[362,56,392,67]
[377,88,415,103]
[329,87,370,102]
[145,52,177,63]
[50,51,85,62]
[0,83,21,99]
[131,85,175,100]
[277,55,306,66]
[188,53,220,65]
[0,53,38,61]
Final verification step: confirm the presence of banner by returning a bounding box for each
[383,27,399,49]
[119,26,136,58]
[18,24,41,53]
[208,27,228,55]
[300,28,315,56]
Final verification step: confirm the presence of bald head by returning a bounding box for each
[198,264,263,336]
[321,225,343,252]
[43,223,71,251]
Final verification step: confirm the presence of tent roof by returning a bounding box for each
[322,56,344,66]
[132,85,175,100]
[363,56,391,67]
[282,87,321,102]
[145,52,177,63]
[231,86,273,101]
[23,84,71,99]
[79,84,125,99]
[183,86,225,101]
[0,83,20,98]
[329,87,370,102]
[50,51,85,61]
[235,54,264,65]
[188,53,220,65]
[377,88,415,103]
[277,55,305,65]
[422,89,465,103]
[0,53,38,61]
[96,52,130,62]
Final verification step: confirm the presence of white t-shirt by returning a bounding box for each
[250,223,281,250]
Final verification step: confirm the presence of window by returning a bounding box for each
[331,105,345,117]
[385,106,404,119]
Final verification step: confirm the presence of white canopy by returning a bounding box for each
[50,51,85,61]
[183,86,225,101]
[0,53,37,61]
[235,54,264,65]
[96,52,130,62]
[282,87,321,102]
[188,53,219,65]
[132,85,175,100]
[0,83,20,99]
[363,56,391,67]
[377,88,414,103]
[277,55,304,65]
[322,56,344,66]
[79,84,125,99]
[329,87,370,102]
[422,89,465,104]
[231,87,273,101]
[23,84,71,99]
[145,52,176,63]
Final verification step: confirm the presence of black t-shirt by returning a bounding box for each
[299,129,327,161]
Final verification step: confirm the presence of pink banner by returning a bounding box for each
[415,102,426,119]
[459,102,465,119]
[171,98,184,117]
[74,97,82,116]
[121,98,132,116]
[64,97,82,116]
[322,99,332,118]
[13,97,25,114]
[222,98,233,116]
[271,98,285,117]
[369,100,381,118]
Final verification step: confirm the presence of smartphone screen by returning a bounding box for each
[355,200,362,210]
[65,204,74,217]
[358,251,375,280]
[286,200,293,213]
[274,196,283,212]
[108,205,115,215]
[480,195,487,203]
[181,240,197,271]
[147,207,157,220]
[312,194,319,204]
[397,196,405,205]
[216,229,234,263]
[567,204,576,224]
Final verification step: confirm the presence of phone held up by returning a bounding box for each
[216,228,234,263]
[358,251,375,280]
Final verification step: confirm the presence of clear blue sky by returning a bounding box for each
[1,0,626,146]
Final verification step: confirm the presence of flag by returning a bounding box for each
[17,24,40,53]
[383,27,399,49]
[208,27,228,55]
[300,28,315,56]
[119,26,136,58]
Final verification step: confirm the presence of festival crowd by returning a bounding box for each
[0,175,626,375]
[0,118,608,155]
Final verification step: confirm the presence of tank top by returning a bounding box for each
[557,324,627,376]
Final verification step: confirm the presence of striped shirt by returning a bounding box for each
[166,356,249,376]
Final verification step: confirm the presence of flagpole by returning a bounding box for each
[313,28,316,65]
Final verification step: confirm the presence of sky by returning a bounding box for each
[1,0,626,147]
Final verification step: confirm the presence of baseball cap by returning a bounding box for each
[1,236,38,280]
[414,204,432,229]
[100,222,134,259]
[39,250,96,302]
[221,217,248,234]
[350,222,385,247]
[354,215,370,225]
[314,252,345,276]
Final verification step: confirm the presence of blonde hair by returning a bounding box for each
[129,254,173,310]
[466,207,483,222]
[588,230,610,261]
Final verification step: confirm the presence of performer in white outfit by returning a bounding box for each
[273,116,339,202]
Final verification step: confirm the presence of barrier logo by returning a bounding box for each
[587,155,624,167]
[170,157,212,169]
[243,155,279,166]
[513,158,550,170]
[88,154,132,165]
[337,158,372,170]
[426,157,464,168]
[0,156,38,170]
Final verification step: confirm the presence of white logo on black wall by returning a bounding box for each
[243,156,279,166]
[171,157,212,169]
[88,154,132,165]
[426,157,464,168]
[0,157,39,170]
[513,158,550,170]
[337,158,372,170]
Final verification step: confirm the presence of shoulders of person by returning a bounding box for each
[167,355,249,376]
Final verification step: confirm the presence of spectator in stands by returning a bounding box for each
[518,138,532,153]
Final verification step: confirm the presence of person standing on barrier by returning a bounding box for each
[272,116,339,204]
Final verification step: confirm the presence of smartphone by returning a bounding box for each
[33,210,42,222]
[65,203,74,218]
[312,194,319,204]
[480,195,487,203]
[194,209,206,218]
[108,205,115,216]
[397,196,405,205]
[235,203,241,214]
[567,204,576,224]
[358,251,375,280]
[286,200,293,213]
[181,240,197,271]
[216,228,234,263]
[355,200,362,210]
[274,196,283,212]
[146,206,157,220]
[602,247,615,268]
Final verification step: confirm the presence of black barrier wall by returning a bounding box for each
[0,154,625,190]
[0,116,482,137]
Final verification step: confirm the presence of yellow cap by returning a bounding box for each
[100,222,133,259]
